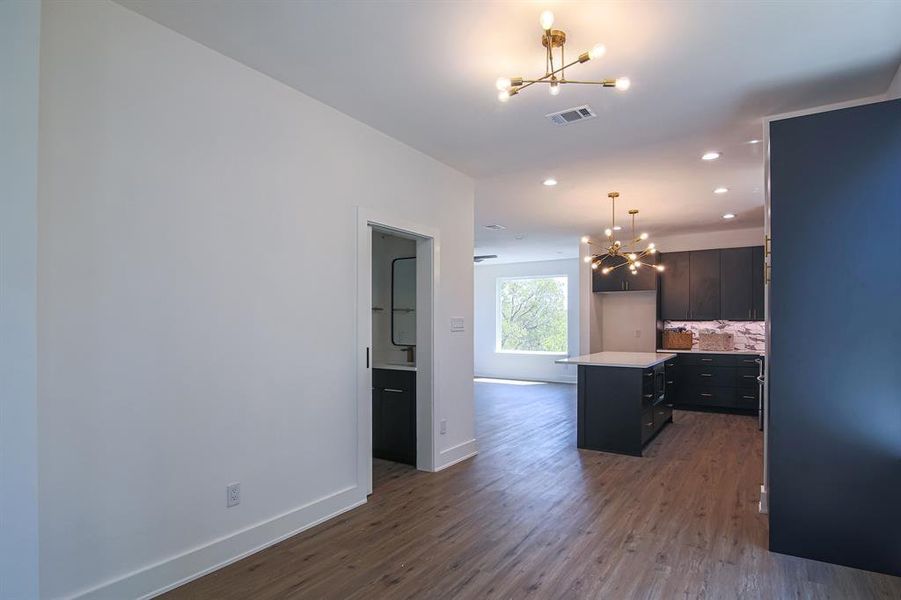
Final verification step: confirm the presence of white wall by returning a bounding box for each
[599,292,657,352]
[0,2,41,597]
[653,227,764,253]
[37,2,474,598]
[371,232,416,364]
[474,259,579,383]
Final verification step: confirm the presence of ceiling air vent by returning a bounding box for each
[546,105,597,126]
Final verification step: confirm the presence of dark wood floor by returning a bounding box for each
[163,380,901,599]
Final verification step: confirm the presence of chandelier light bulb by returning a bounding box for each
[648,243,655,249]
[649,248,657,254]
[591,262,599,270]
[498,89,511,102]
[614,240,621,247]
[640,232,649,240]
[629,253,637,260]
[604,228,612,237]
[549,81,560,96]
[615,77,631,91]
[581,236,589,244]
[656,265,665,272]
[588,43,607,60]
[539,10,555,30]
[496,77,512,91]
[583,255,592,263]
[601,267,610,275]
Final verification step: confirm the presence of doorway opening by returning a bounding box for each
[356,210,437,496]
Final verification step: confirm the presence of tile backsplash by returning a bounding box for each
[663,320,766,352]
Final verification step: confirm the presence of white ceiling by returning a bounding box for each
[118,0,901,263]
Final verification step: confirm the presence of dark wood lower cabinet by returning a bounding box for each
[372,368,416,466]
[578,363,671,456]
[665,353,763,414]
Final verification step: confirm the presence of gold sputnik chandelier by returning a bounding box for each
[496,10,630,101]
[583,192,664,276]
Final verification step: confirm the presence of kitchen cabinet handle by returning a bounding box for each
[700,393,713,397]
[646,421,654,427]
[644,372,653,377]
[383,388,404,394]
[701,358,713,362]
[700,373,713,377]
[643,393,653,398]
[743,375,756,379]
[666,380,674,384]
[742,395,755,399]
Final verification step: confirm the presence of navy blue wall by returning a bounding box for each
[769,98,901,576]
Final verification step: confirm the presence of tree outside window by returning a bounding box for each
[496,276,567,353]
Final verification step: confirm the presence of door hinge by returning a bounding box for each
[765,235,771,257]
[765,264,771,284]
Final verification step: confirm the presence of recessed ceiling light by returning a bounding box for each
[543,178,558,186]
[514,234,526,240]
[714,187,729,194]
[483,224,506,230]
[613,225,622,231]
[722,213,735,220]
[701,151,721,161]
[748,139,761,144]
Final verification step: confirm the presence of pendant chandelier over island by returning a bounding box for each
[583,192,664,276]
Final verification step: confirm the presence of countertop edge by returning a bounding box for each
[656,348,765,356]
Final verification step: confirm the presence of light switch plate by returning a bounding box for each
[450,317,464,332]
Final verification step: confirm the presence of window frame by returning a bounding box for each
[494,274,569,355]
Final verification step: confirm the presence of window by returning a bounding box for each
[496,276,568,353]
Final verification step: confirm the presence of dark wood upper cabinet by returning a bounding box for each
[720,247,754,320]
[659,251,690,319]
[592,255,628,292]
[629,251,658,291]
[688,250,720,320]
[659,246,764,321]
[751,245,765,320]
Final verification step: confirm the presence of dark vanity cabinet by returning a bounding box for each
[658,246,764,321]
[592,253,658,292]
[372,368,416,466]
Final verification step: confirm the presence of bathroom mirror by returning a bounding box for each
[391,257,416,346]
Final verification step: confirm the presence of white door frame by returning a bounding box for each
[356,207,439,495]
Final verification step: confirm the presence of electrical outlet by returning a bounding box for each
[226,482,240,508]
[440,419,447,434]
[635,329,642,338]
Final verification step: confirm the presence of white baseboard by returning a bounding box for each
[73,485,365,600]
[436,438,478,471]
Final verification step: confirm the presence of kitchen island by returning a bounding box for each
[556,352,677,456]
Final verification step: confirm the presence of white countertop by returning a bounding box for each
[373,362,417,372]
[657,348,765,356]
[556,351,676,369]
